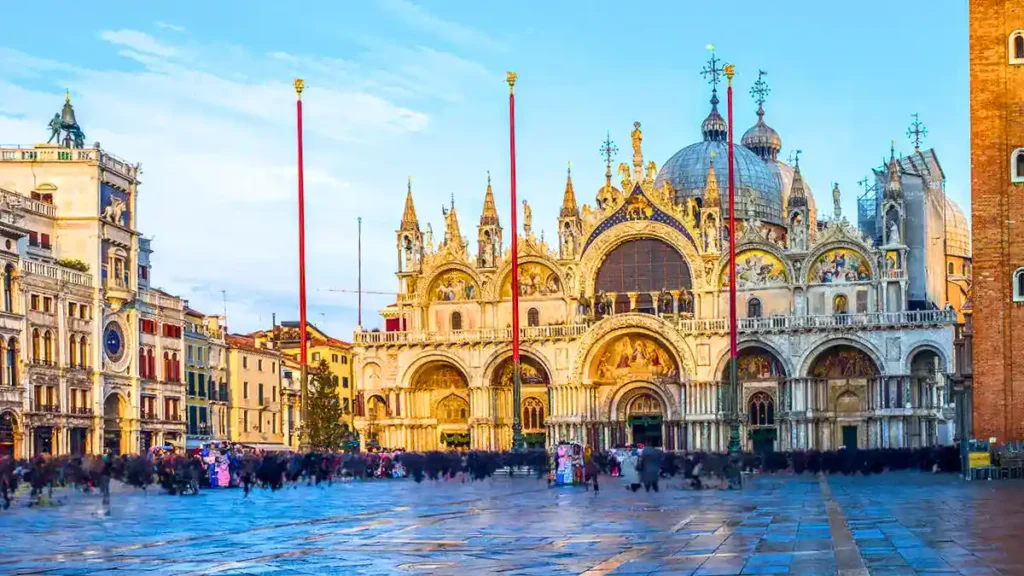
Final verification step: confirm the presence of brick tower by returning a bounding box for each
[970,0,1024,442]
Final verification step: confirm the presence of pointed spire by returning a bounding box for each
[400,177,419,230]
[704,153,721,208]
[885,141,902,199]
[479,171,499,227]
[561,162,578,217]
[789,161,808,208]
[443,195,463,249]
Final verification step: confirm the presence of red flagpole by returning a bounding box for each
[507,71,523,450]
[295,79,309,430]
[725,64,740,456]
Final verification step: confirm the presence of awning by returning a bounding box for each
[185,439,207,449]
[247,443,292,452]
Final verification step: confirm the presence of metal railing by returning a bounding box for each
[354,309,956,346]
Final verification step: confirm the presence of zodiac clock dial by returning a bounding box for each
[104,321,126,363]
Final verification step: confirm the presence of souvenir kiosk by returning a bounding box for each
[551,442,584,486]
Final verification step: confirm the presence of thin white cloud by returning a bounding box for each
[155,21,186,33]
[0,30,487,337]
[99,29,179,58]
[378,0,507,53]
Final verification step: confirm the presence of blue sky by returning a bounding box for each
[0,1,969,338]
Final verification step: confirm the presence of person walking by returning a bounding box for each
[639,445,662,493]
[620,448,641,492]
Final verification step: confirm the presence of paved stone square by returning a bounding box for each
[0,472,1023,575]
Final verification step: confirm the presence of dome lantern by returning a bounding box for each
[741,70,782,161]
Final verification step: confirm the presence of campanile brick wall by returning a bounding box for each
[970,0,1024,441]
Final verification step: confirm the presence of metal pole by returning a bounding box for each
[295,79,309,429]
[507,71,524,451]
[358,216,362,329]
[725,64,741,457]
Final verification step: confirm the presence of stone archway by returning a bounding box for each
[407,361,469,451]
[0,410,19,457]
[490,354,551,450]
[103,393,128,455]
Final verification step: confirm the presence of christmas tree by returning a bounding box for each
[303,360,347,451]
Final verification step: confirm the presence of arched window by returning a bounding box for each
[3,264,13,313]
[147,348,155,377]
[164,352,170,380]
[595,238,693,313]
[748,392,775,426]
[947,262,954,275]
[833,294,849,315]
[79,338,87,368]
[7,337,17,385]
[43,331,52,363]
[31,329,40,362]
[451,311,462,331]
[1014,149,1024,182]
[1012,31,1024,62]
[1014,268,1024,303]
[527,307,539,327]
[69,336,78,367]
[138,346,145,378]
[172,353,179,381]
[523,397,545,430]
[962,263,968,276]
[747,297,762,318]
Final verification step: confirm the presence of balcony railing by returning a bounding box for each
[70,407,93,416]
[139,289,184,311]
[0,146,137,180]
[354,309,956,346]
[141,411,159,421]
[0,188,56,218]
[21,259,93,287]
[31,403,60,413]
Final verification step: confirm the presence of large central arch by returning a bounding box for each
[594,238,692,313]
[579,220,706,294]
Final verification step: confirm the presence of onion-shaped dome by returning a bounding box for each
[741,107,782,161]
[944,196,971,258]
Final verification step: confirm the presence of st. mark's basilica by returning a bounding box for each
[352,64,970,454]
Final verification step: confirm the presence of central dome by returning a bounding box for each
[654,140,784,225]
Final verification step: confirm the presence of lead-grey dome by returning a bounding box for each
[654,138,784,225]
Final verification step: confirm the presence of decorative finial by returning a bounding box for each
[724,63,735,86]
[487,170,491,186]
[599,132,618,185]
[631,122,643,170]
[890,140,896,160]
[790,149,802,168]
[294,79,305,99]
[567,161,572,177]
[907,113,927,152]
[65,89,70,104]
[751,70,769,116]
[506,71,517,94]
[450,192,455,209]
[408,176,412,193]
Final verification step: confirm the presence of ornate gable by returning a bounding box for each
[582,181,698,254]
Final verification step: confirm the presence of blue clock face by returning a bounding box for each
[104,322,125,363]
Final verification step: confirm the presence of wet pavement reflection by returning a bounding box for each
[0,472,1022,575]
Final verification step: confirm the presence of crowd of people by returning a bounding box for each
[0,445,961,510]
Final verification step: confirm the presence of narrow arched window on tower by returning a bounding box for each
[451,311,462,331]
[1016,33,1024,59]
[1014,149,1024,181]
[527,307,539,327]
[1015,268,1024,302]
[747,297,762,318]
[947,262,954,275]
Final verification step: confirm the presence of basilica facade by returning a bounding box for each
[352,77,965,454]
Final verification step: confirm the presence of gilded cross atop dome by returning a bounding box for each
[701,45,724,93]
[600,131,618,186]
[751,70,770,116]
[700,46,727,142]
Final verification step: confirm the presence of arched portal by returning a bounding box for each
[103,393,128,455]
[909,348,943,412]
[0,411,17,457]
[622,387,663,446]
[721,346,787,382]
[408,361,469,450]
[492,355,550,449]
[594,238,692,315]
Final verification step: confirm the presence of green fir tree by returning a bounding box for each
[302,360,347,451]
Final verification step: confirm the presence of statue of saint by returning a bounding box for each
[888,220,900,245]
[833,183,842,220]
[631,122,643,160]
[522,200,532,235]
